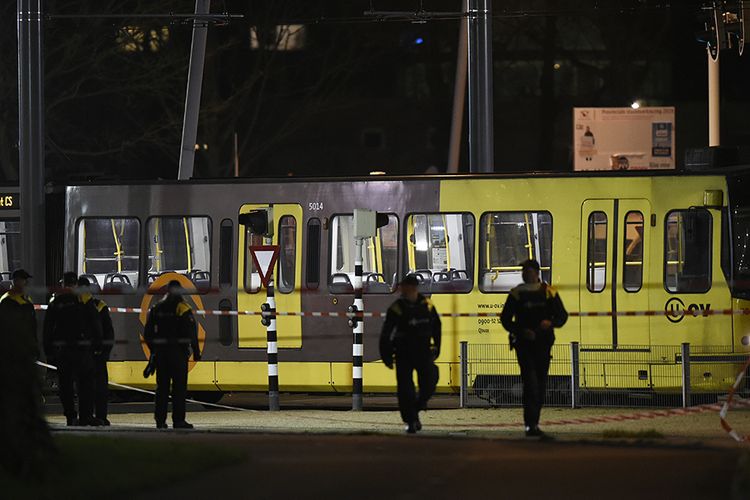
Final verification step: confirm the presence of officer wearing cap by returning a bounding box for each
[501,259,568,438]
[143,280,201,429]
[43,272,103,426]
[0,269,55,474]
[379,274,441,434]
[78,276,115,426]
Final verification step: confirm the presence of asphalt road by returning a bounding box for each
[44,394,749,499]
[129,432,742,500]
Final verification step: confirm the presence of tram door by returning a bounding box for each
[579,199,651,347]
[237,203,303,348]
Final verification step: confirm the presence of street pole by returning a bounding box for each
[265,275,279,411]
[263,237,280,411]
[447,0,469,173]
[467,0,494,173]
[17,0,46,291]
[351,238,364,411]
[178,0,211,180]
[261,255,280,412]
[707,48,720,147]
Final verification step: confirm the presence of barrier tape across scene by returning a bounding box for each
[31,304,750,318]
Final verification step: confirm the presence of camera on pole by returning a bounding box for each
[261,302,272,326]
[347,304,359,328]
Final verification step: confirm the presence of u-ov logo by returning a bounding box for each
[665,298,711,323]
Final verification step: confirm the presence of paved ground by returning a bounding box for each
[45,394,750,445]
[62,432,743,500]
[43,395,750,498]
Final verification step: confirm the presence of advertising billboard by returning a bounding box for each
[574,107,676,171]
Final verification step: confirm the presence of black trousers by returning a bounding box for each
[154,349,189,424]
[57,349,95,422]
[93,353,110,420]
[514,338,553,429]
[395,351,438,424]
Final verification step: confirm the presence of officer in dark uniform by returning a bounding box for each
[1,269,38,356]
[379,275,441,434]
[143,280,201,429]
[0,269,55,475]
[43,272,103,426]
[78,276,114,426]
[501,259,568,438]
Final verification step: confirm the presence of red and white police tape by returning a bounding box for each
[719,354,750,442]
[31,304,750,318]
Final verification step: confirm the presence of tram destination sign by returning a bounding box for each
[574,107,675,171]
[0,193,18,209]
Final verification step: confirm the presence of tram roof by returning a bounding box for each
[56,163,750,187]
[4,164,749,190]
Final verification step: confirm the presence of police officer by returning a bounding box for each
[143,280,201,429]
[0,269,55,474]
[501,259,568,438]
[78,276,114,426]
[379,274,441,434]
[43,272,103,426]
[1,269,37,356]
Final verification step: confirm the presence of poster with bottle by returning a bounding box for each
[573,107,676,171]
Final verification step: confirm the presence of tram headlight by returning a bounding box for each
[742,335,750,347]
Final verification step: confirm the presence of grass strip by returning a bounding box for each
[0,434,246,500]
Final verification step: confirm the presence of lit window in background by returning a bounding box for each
[250,25,306,51]
[116,26,170,53]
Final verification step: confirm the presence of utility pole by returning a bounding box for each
[447,0,469,173]
[467,0,494,173]
[178,0,211,180]
[17,0,46,291]
[707,48,720,147]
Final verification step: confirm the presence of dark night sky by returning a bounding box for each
[0,0,748,182]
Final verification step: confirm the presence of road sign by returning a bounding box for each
[249,245,280,287]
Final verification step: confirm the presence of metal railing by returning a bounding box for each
[459,341,750,408]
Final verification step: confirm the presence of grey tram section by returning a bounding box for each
[64,179,442,366]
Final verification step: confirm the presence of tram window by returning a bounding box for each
[0,220,21,284]
[146,217,212,292]
[721,208,731,284]
[586,212,607,293]
[77,218,140,291]
[278,216,297,294]
[244,228,265,293]
[406,213,474,294]
[329,214,398,294]
[623,211,644,292]
[664,209,712,293]
[219,219,233,287]
[732,206,750,296]
[479,211,552,293]
[306,218,321,290]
